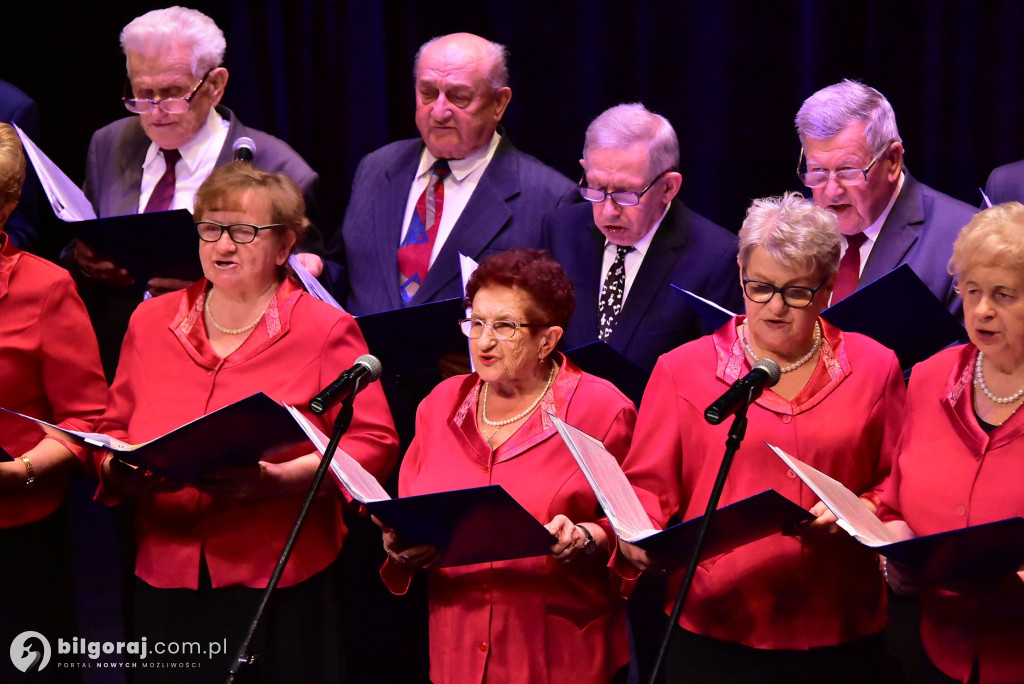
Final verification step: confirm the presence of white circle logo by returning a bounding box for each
[10,631,51,672]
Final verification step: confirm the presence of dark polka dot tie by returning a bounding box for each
[598,245,633,341]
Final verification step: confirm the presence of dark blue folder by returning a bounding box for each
[566,340,647,406]
[822,263,965,369]
[632,490,812,568]
[74,209,202,290]
[367,484,556,567]
[880,518,1024,583]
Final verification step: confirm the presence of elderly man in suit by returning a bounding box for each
[70,6,322,378]
[324,32,573,314]
[543,103,741,374]
[985,159,1024,205]
[795,79,975,316]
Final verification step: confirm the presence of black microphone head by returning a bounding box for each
[354,354,382,381]
[752,358,782,386]
[232,137,256,162]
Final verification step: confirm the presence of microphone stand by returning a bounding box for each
[644,388,754,684]
[225,387,359,683]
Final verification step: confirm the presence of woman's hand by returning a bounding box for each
[790,501,845,543]
[373,516,440,569]
[193,453,321,502]
[617,538,655,571]
[545,514,597,563]
[881,520,921,595]
[100,455,182,497]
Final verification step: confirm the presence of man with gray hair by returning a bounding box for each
[795,79,975,313]
[71,6,322,378]
[324,32,573,314]
[543,102,741,373]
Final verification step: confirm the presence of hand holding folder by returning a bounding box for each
[769,443,1024,582]
[291,413,556,567]
[551,415,812,572]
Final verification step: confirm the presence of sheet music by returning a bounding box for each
[287,255,344,311]
[672,285,738,317]
[285,405,390,502]
[550,414,659,542]
[980,187,993,209]
[459,253,479,372]
[13,123,97,221]
[767,443,896,546]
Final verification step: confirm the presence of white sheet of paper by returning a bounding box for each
[285,405,390,503]
[13,123,97,222]
[287,255,344,311]
[550,414,659,542]
[677,287,738,317]
[767,442,896,546]
[459,253,479,372]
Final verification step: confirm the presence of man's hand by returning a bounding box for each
[75,240,134,286]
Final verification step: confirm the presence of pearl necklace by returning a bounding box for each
[481,363,557,429]
[205,285,276,336]
[743,321,821,373]
[974,352,1024,404]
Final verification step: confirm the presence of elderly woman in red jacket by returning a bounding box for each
[618,193,905,683]
[0,123,107,682]
[882,202,1024,684]
[377,248,635,684]
[94,163,398,683]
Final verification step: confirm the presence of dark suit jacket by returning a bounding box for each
[859,170,976,317]
[325,134,574,315]
[0,80,42,250]
[984,159,1024,206]
[544,200,742,373]
[75,105,321,379]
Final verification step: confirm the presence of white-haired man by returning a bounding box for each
[71,6,322,377]
[543,103,741,373]
[795,79,975,314]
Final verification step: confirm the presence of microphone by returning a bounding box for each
[309,354,382,415]
[232,137,256,162]
[704,358,782,425]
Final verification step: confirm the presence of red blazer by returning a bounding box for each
[882,344,1024,684]
[620,317,904,649]
[381,357,634,684]
[94,278,398,589]
[0,235,106,528]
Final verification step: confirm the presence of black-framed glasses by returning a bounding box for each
[577,169,671,207]
[741,274,829,309]
[123,70,212,115]
[196,221,283,244]
[796,141,894,188]
[458,318,546,341]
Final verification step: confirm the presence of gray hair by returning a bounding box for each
[414,34,509,90]
[583,103,679,179]
[121,6,226,77]
[794,79,902,157]
[738,192,841,279]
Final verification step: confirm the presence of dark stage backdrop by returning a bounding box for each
[5,0,1024,256]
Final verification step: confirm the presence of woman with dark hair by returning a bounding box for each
[92,163,398,683]
[377,247,635,683]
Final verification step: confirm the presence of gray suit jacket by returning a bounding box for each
[984,159,1024,206]
[860,171,976,317]
[84,105,319,230]
[325,134,574,315]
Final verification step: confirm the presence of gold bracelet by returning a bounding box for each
[20,455,35,489]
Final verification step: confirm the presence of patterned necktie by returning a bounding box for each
[398,160,451,305]
[144,148,182,213]
[831,232,868,304]
[598,245,633,340]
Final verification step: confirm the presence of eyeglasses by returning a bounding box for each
[196,221,283,244]
[577,170,670,207]
[796,142,894,188]
[458,318,546,341]
[123,70,212,115]
[741,274,829,309]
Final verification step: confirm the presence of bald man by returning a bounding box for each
[324,32,572,314]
